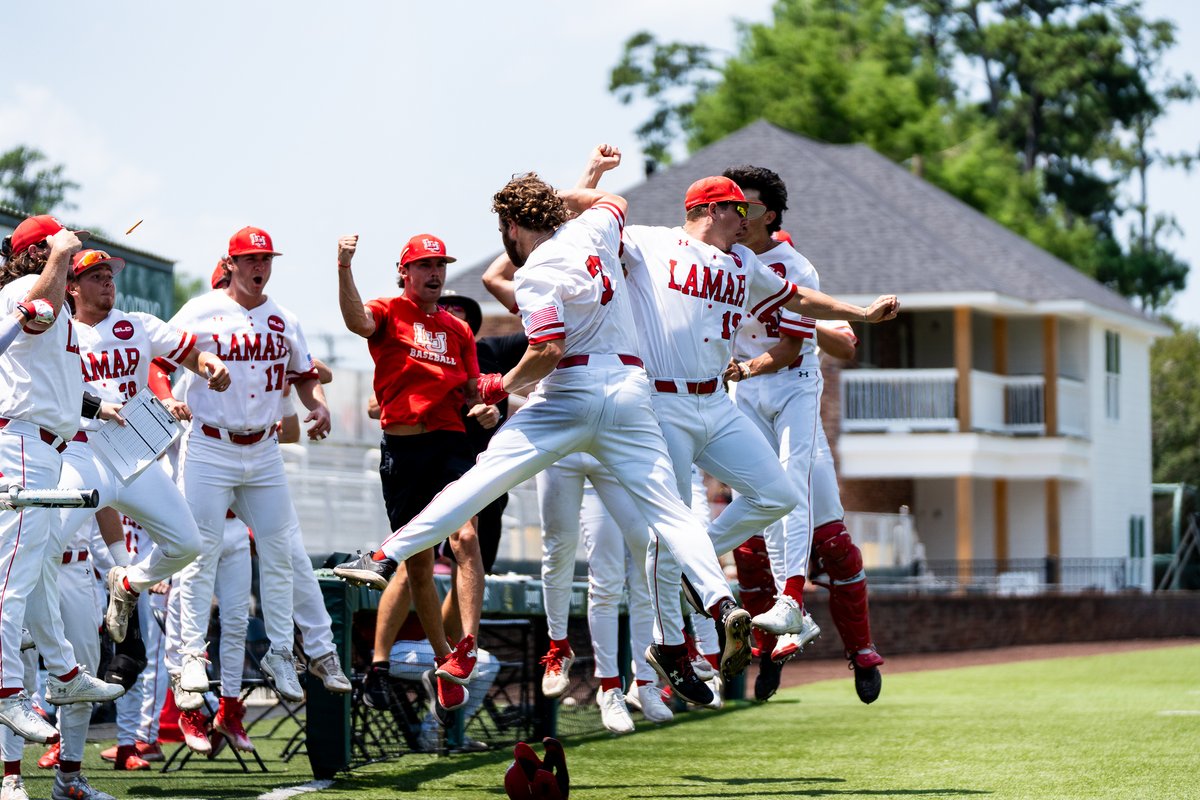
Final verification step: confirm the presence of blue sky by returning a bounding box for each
[2,1,1194,367]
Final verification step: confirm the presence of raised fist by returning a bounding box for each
[337,235,359,268]
[17,298,55,330]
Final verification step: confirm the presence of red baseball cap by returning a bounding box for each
[773,229,795,246]
[228,226,282,258]
[9,215,90,255]
[211,260,231,289]
[399,234,456,267]
[684,176,750,210]
[71,249,126,279]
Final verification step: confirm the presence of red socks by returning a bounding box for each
[783,576,806,604]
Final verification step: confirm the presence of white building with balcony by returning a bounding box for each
[440,120,1167,589]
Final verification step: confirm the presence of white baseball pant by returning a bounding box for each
[176,431,298,661]
[579,484,656,684]
[376,363,729,612]
[734,367,828,588]
[115,587,168,747]
[214,517,252,696]
[50,553,103,763]
[645,391,799,644]
[0,429,66,686]
[56,444,200,591]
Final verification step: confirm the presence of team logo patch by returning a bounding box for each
[112,320,134,340]
[250,232,268,248]
[413,323,447,354]
[268,315,285,332]
[767,262,786,279]
[422,238,442,253]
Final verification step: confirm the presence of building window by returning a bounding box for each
[1105,330,1120,420]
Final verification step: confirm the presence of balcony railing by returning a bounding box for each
[841,369,1088,437]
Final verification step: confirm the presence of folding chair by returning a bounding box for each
[160,690,268,773]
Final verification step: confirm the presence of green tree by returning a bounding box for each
[173,272,204,317]
[1151,321,1200,489]
[0,146,79,214]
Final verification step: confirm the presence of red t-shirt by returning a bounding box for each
[366,295,479,432]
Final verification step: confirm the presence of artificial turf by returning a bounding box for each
[19,643,1199,799]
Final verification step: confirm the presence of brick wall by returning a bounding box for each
[796,592,1200,657]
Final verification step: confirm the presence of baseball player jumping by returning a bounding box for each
[162,226,331,706]
[337,171,750,705]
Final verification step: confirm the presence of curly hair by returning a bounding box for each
[0,240,48,289]
[723,165,789,234]
[492,173,571,232]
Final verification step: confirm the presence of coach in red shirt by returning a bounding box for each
[336,232,487,712]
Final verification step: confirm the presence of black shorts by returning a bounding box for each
[379,431,475,553]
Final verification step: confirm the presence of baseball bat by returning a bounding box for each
[1,485,99,508]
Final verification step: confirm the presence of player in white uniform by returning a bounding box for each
[0,216,129,747]
[50,250,228,653]
[723,168,885,703]
[163,226,331,706]
[336,170,747,707]
[614,176,898,695]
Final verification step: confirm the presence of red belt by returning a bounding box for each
[653,378,720,395]
[72,431,88,443]
[557,354,643,369]
[0,418,67,454]
[61,549,88,565]
[200,424,269,446]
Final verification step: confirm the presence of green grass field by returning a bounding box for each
[18,644,1200,800]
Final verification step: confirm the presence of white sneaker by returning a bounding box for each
[104,566,139,644]
[179,654,210,693]
[52,772,116,800]
[705,673,724,710]
[633,682,674,724]
[596,687,634,735]
[308,651,352,694]
[170,674,204,712]
[262,648,304,702]
[0,693,58,743]
[47,666,125,705]
[751,594,806,635]
[540,645,573,698]
[771,612,821,662]
[1,774,29,800]
[691,655,716,681]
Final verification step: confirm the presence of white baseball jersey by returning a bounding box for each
[732,241,819,362]
[0,274,83,440]
[620,226,795,380]
[76,309,196,431]
[168,290,316,432]
[514,201,640,358]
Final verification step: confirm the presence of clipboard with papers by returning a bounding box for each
[89,388,182,485]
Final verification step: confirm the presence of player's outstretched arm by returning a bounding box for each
[293,376,332,440]
[576,144,621,190]
[816,321,858,360]
[21,228,82,325]
[336,234,376,338]
[557,188,628,219]
[784,287,899,323]
[483,254,518,313]
[178,349,231,392]
[477,339,564,405]
[149,359,192,421]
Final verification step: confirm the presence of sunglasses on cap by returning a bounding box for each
[76,250,114,271]
[717,202,749,219]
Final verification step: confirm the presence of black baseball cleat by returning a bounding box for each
[361,662,392,710]
[754,654,783,702]
[645,644,714,706]
[333,551,397,590]
[851,650,884,704]
[714,601,753,681]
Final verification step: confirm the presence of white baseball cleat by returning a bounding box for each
[179,654,210,693]
[104,567,139,644]
[596,687,635,735]
[52,773,116,800]
[631,681,674,723]
[540,643,573,699]
[705,673,724,710]
[751,594,805,635]
[47,666,124,705]
[691,654,716,681]
[771,612,821,662]
[308,651,352,694]
[170,674,204,712]
[0,693,58,743]
[262,648,305,702]
[1,775,29,800]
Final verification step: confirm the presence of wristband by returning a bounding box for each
[738,362,751,381]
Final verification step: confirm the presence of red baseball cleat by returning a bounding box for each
[435,635,477,685]
[179,709,211,754]
[36,740,59,769]
[112,744,151,771]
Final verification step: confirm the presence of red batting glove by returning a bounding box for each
[478,373,508,406]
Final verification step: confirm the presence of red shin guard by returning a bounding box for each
[813,521,875,655]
